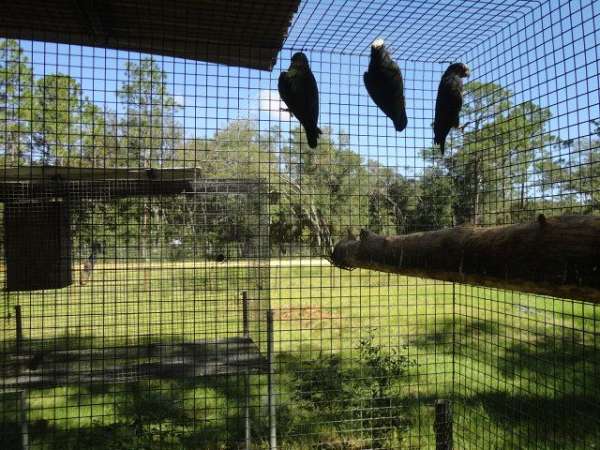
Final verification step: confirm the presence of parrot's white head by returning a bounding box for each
[371,38,385,49]
[447,62,470,78]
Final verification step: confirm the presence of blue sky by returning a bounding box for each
[14,0,600,176]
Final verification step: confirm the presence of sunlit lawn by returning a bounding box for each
[1,261,598,449]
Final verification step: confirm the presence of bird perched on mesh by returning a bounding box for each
[433,63,470,155]
[278,52,322,148]
[364,38,407,132]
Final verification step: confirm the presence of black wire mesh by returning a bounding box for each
[0,0,599,449]
[284,0,539,61]
[452,1,600,448]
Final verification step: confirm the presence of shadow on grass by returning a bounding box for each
[409,315,600,447]
[460,391,600,448]
[19,380,253,450]
[0,333,268,449]
[497,333,600,382]
[408,317,501,353]
[5,314,600,449]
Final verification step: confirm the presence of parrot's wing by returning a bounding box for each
[278,71,296,115]
[435,77,463,131]
[364,70,386,111]
[379,56,404,98]
[306,70,320,128]
[279,70,319,130]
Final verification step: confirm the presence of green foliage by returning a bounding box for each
[0,38,583,254]
[366,161,413,234]
[539,119,600,214]
[285,331,415,448]
[440,81,558,225]
[118,383,192,444]
[0,39,33,165]
[117,58,182,167]
[292,353,350,408]
[410,167,452,231]
[274,126,371,256]
[358,329,415,398]
[32,74,85,164]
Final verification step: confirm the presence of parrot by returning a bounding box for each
[278,52,322,148]
[433,62,470,155]
[363,38,407,132]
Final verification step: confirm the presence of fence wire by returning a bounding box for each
[0,1,599,449]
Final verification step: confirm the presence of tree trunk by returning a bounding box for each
[331,215,600,303]
[473,158,482,225]
[520,178,525,209]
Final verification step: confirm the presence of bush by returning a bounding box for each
[287,330,416,448]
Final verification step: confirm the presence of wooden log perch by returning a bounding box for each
[331,215,600,303]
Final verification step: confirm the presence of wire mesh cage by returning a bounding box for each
[0,0,599,449]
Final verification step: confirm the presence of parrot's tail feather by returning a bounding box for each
[306,127,322,148]
[433,133,446,155]
[394,113,408,132]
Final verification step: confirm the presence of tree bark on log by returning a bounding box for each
[331,215,600,303]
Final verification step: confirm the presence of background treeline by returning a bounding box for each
[1,39,598,259]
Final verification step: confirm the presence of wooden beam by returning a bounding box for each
[0,166,201,182]
[0,168,264,202]
[331,215,600,303]
[0,0,300,70]
[72,0,112,42]
[0,180,192,202]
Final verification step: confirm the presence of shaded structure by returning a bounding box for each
[0,0,300,70]
[2,302,270,388]
[4,201,72,291]
[0,168,271,291]
[1,175,275,447]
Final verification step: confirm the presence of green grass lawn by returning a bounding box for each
[1,262,598,449]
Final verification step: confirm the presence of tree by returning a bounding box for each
[410,167,452,231]
[443,81,554,225]
[0,39,33,165]
[539,120,600,214]
[80,103,118,168]
[116,59,184,279]
[445,81,511,225]
[276,126,370,256]
[366,161,413,235]
[32,74,85,165]
[501,101,553,211]
[117,58,182,168]
[207,119,278,178]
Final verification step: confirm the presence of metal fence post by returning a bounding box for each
[242,291,249,338]
[267,310,277,450]
[19,390,29,450]
[434,399,452,450]
[244,373,251,450]
[1,389,29,450]
[15,305,23,376]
